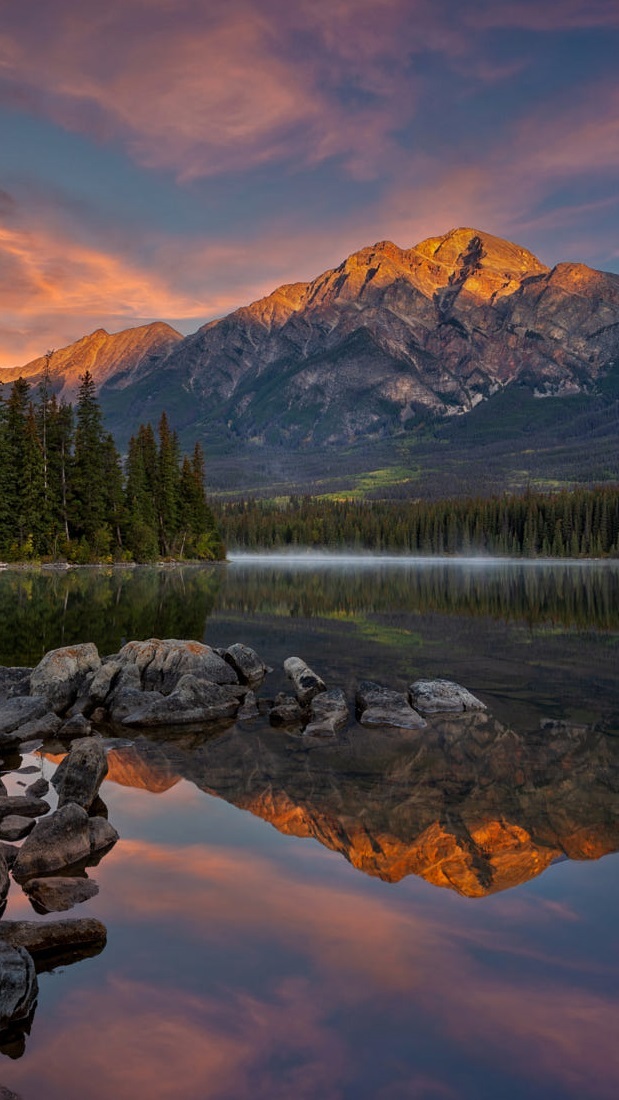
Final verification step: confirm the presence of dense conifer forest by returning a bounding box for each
[215,487,619,557]
[0,370,224,563]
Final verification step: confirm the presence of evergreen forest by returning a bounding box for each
[215,487,619,558]
[0,370,224,563]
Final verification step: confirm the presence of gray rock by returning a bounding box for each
[58,713,92,739]
[0,853,8,906]
[0,943,38,1029]
[113,638,238,693]
[121,675,239,727]
[26,777,49,799]
[305,688,349,736]
[270,693,304,727]
[224,644,270,689]
[24,876,99,913]
[29,643,101,714]
[409,679,487,715]
[13,803,93,882]
[283,656,327,705]
[356,681,426,731]
[7,713,62,747]
[88,817,118,855]
[0,816,35,842]
[0,917,106,960]
[0,697,49,744]
[0,666,32,702]
[0,843,18,868]
[87,660,122,704]
[53,737,108,811]
[0,795,50,821]
[237,690,260,721]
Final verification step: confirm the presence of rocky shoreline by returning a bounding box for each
[0,635,486,1065]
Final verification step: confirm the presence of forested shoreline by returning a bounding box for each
[0,370,223,563]
[214,487,619,557]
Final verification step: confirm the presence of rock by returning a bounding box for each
[88,817,118,855]
[87,660,122,705]
[0,843,17,868]
[0,795,50,821]
[13,803,93,882]
[237,690,260,721]
[121,675,239,727]
[0,943,38,1029]
[0,1084,24,1099]
[64,696,94,719]
[58,714,92,739]
[0,780,5,797]
[409,679,487,715]
[0,918,107,961]
[224,644,270,689]
[26,777,49,799]
[0,816,35,842]
[53,737,108,811]
[356,681,426,731]
[0,697,49,745]
[113,638,238,693]
[0,854,8,906]
[283,657,326,705]
[305,688,349,736]
[24,876,99,914]
[0,666,32,702]
[9,711,62,743]
[29,643,101,714]
[270,693,305,727]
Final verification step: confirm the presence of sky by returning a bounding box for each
[0,0,618,367]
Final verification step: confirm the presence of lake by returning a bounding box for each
[0,557,618,1100]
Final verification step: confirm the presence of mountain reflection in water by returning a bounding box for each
[103,711,619,897]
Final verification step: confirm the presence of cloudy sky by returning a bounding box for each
[0,0,618,365]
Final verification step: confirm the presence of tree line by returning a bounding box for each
[214,487,619,557]
[0,368,224,563]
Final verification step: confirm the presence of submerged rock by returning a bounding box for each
[53,737,108,811]
[356,681,426,731]
[29,643,101,714]
[0,943,38,1030]
[305,688,349,736]
[409,679,487,715]
[237,690,260,721]
[24,876,99,914]
[224,644,270,689]
[269,693,305,728]
[283,657,326,705]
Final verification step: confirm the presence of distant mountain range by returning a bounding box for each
[3,227,619,496]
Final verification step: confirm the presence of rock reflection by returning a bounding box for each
[106,714,619,896]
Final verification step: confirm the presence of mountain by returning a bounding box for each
[3,228,619,495]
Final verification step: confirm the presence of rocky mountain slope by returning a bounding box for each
[3,227,619,493]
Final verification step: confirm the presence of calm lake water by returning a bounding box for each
[1,557,618,1100]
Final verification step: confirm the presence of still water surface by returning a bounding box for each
[1,558,618,1099]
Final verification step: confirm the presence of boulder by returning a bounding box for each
[0,795,50,821]
[224,644,270,689]
[409,679,487,715]
[13,803,93,882]
[0,666,32,702]
[121,675,239,727]
[87,660,122,705]
[6,711,61,745]
[58,713,93,740]
[0,697,49,745]
[237,690,260,721]
[0,943,38,1030]
[0,816,35,842]
[53,737,108,811]
[0,918,107,961]
[283,657,326,705]
[29,643,101,714]
[0,853,8,906]
[356,681,426,731]
[24,876,99,914]
[88,817,118,856]
[113,638,238,693]
[305,688,349,736]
